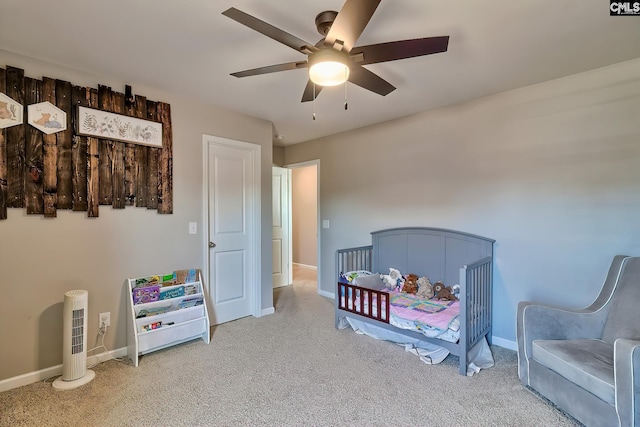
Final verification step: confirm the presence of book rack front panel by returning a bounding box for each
[137,317,208,354]
[126,269,210,366]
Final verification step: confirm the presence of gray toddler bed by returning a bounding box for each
[335,227,495,375]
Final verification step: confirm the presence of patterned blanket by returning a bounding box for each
[389,292,459,332]
[342,287,460,336]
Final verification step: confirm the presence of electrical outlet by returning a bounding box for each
[99,312,110,328]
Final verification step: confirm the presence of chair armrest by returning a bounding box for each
[517,301,607,385]
[614,339,640,427]
[518,301,607,342]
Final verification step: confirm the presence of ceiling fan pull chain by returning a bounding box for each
[344,74,348,111]
[313,83,317,120]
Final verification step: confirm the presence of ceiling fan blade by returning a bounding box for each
[301,80,324,102]
[351,36,449,65]
[231,61,308,78]
[347,64,395,96]
[222,7,316,54]
[324,0,381,52]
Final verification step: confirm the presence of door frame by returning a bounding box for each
[284,159,322,295]
[202,134,262,319]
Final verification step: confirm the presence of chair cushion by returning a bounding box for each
[531,339,614,404]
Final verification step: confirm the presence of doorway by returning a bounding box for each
[287,161,320,289]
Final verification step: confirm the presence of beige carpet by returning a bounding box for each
[0,266,579,427]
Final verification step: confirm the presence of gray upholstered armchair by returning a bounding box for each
[517,255,640,427]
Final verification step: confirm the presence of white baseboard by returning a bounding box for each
[318,289,334,299]
[261,306,275,316]
[0,347,128,392]
[293,262,317,271]
[491,336,517,351]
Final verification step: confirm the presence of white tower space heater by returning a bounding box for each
[53,290,95,390]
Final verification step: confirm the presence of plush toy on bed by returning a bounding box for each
[381,268,404,291]
[433,281,458,301]
[451,284,461,299]
[416,276,434,299]
[401,274,419,294]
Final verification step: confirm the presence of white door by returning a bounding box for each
[205,135,261,325]
[272,167,290,288]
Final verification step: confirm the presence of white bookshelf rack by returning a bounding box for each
[126,271,210,367]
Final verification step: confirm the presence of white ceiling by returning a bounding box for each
[1,1,639,146]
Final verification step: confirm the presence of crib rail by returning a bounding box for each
[460,257,493,350]
[336,245,373,278]
[337,282,390,323]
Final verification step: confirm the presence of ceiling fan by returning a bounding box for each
[222,0,449,103]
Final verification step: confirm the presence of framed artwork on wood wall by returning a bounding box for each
[0,92,23,129]
[77,106,163,147]
[28,101,67,134]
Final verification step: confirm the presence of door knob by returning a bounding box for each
[209,242,216,248]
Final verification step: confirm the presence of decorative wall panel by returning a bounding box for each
[0,65,173,219]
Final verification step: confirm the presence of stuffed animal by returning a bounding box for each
[401,274,419,294]
[381,268,404,291]
[432,281,458,301]
[451,284,461,299]
[416,276,434,299]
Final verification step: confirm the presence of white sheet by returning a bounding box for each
[339,316,494,376]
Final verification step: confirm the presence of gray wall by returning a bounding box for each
[272,145,285,167]
[0,50,274,381]
[284,58,640,348]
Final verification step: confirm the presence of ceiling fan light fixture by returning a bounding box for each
[308,49,350,87]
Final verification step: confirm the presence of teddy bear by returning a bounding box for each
[401,273,419,294]
[416,276,434,299]
[432,281,458,301]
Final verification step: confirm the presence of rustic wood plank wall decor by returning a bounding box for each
[0,65,173,219]
[0,68,7,220]
[6,66,25,210]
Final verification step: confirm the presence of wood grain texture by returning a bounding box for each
[55,79,73,209]
[71,86,88,212]
[0,68,8,219]
[134,95,148,208]
[146,100,159,210]
[24,77,43,215]
[111,91,125,209]
[157,102,172,214]
[98,85,113,206]
[87,88,99,217]
[87,137,99,217]
[42,77,57,217]
[123,99,137,206]
[6,66,25,209]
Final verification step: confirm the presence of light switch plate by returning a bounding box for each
[188,222,197,234]
[322,220,330,229]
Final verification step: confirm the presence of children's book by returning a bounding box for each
[140,320,163,332]
[132,285,160,304]
[135,304,170,318]
[134,275,161,287]
[176,296,203,309]
[160,285,185,300]
[183,283,199,295]
[173,269,197,284]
